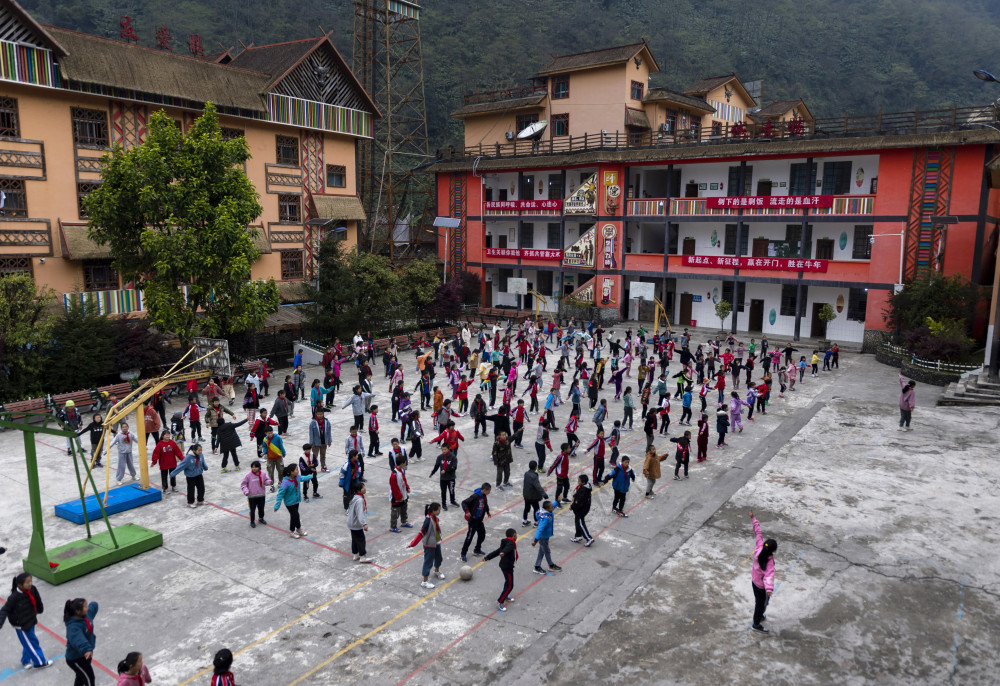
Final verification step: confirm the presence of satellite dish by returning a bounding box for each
[516,120,548,140]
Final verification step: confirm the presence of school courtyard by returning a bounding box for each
[0,351,997,685]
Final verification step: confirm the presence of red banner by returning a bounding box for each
[706,195,834,209]
[681,255,828,272]
[484,248,564,260]
[483,199,563,211]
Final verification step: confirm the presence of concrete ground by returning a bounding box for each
[0,342,997,685]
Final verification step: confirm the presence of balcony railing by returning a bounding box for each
[627,194,875,218]
[437,104,995,161]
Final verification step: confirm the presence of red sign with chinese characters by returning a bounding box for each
[681,255,829,272]
[706,195,834,209]
[483,200,563,211]
[485,248,564,260]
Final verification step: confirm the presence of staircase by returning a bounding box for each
[940,368,1000,406]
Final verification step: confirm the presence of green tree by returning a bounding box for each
[0,275,55,400]
[884,275,980,333]
[715,299,733,330]
[42,301,116,392]
[85,103,280,344]
[398,258,441,310]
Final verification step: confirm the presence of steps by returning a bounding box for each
[939,368,1000,406]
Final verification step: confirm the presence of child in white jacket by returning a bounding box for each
[346,484,373,563]
[109,422,137,483]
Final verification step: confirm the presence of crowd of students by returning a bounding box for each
[6,322,840,680]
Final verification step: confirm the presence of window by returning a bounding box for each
[852,225,873,259]
[551,75,569,99]
[326,164,346,188]
[220,127,245,140]
[516,113,539,134]
[789,162,817,196]
[552,113,569,137]
[484,187,493,202]
[668,222,679,254]
[499,268,513,292]
[721,281,746,312]
[821,161,852,195]
[537,270,553,296]
[0,97,19,137]
[727,165,754,197]
[663,110,677,133]
[0,178,27,217]
[77,182,100,219]
[631,80,644,100]
[0,255,32,277]
[71,107,109,146]
[847,287,867,321]
[521,223,534,248]
[280,250,304,280]
[278,194,301,223]
[547,223,561,249]
[780,284,799,317]
[723,224,747,255]
[815,238,834,260]
[275,135,299,165]
[784,225,812,258]
[82,259,119,292]
[547,173,562,200]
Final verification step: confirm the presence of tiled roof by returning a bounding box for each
[643,88,715,114]
[227,37,322,83]
[537,42,658,75]
[755,99,812,119]
[451,93,547,118]
[683,73,739,95]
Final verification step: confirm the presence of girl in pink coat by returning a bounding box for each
[749,510,777,633]
[729,391,749,433]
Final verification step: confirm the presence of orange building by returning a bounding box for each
[433,42,1000,346]
[0,0,375,314]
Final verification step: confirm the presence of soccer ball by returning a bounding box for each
[459,565,474,581]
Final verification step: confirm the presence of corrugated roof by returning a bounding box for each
[313,194,366,221]
[46,26,270,112]
[451,93,546,118]
[537,42,658,76]
[643,88,715,114]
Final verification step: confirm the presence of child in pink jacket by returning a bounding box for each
[240,460,272,528]
[749,510,777,633]
[116,652,152,685]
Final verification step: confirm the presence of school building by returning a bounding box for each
[0,0,375,314]
[431,42,1000,346]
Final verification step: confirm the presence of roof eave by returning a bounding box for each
[5,0,67,56]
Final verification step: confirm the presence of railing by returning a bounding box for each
[627,195,876,218]
[880,342,980,373]
[437,104,996,161]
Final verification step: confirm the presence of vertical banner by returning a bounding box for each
[599,275,621,306]
[563,226,596,267]
[603,169,621,215]
[600,223,618,270]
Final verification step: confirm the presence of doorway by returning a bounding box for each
[756,179,773,196]
[748,299,764,332]
[811,302,828,339]
[682,237,696,255]
[679,293,693,326]
[752,238,769,258]
[484,279,493,307]
[685,182,699,198]
[498,234,508,249]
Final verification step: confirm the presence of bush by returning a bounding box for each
[903,317,974,362]
[885,275,980,333]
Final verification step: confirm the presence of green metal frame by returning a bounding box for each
[0,411,161,585]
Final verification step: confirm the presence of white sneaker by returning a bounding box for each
[436,572,445,579]
[290,532,301,539]
[359,557,373,564]
[353,554,360,561]
[420,580,436,589]
[570,536,583,542]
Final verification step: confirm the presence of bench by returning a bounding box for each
[0,397,48,422]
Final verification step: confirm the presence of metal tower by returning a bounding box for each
[353,0,437,261]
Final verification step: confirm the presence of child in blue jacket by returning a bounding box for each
[531,500,562,575]
[170,444,208,508]
[275,463,313,539]
[608,456,636,517]
[64,597,98,685]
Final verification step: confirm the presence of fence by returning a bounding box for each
[879,342,980,373]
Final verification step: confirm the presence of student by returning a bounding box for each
[367,405,382,457]
[58,400,84,454]
[250,409,277,459]
[471,393,488,438]
[510,399,528,448]
[608,420,622,467]
[408,503,446,588]
[642,445,668,498]
[548,442,572,504]
[142,402,161,447]
[298,443,321,502]
[823,347,833,372]
[564,410,580,458]
[680,385,693,425]
[696,412,710,461]
[592,398,608,433]
[150,434,182,494]
[214,415,247,474]
[730,391,747,434]
[459,483,492,562]
[608,456,635,517]
[716,405,730,447]
[310,379,334,415]
[531,500,562,574]
[671,430,692,480]
[261,428,285,485]
[77,414,107,467]
[898,374,916,431]
[811,350,820,377]
[643,407,658,450]
[240,460,271,528]
[569,474,594,546]
[274,463,311,539]
[170,444,208,508]
[346,483,373,563]
[798,356,808,382]
[429,443,459,509]
[521,460,547,526]
[269,389,292,436]
[310,411,335,474]
[211,648,237,686]
[407,409,424,462]
[339,450,362,510]
[622,386,635,429]
[387,437,409,471]
[388,456,412,532]
[584,430,610,485]
[205,399,235,455]
[115,651,150,686]
[484,527,519,612]
[492,431,513,490]
[183,394,206,442]
[110,422,137,484]
[749,509,777,633]
[64,597,98,686]
[0,572,52,669]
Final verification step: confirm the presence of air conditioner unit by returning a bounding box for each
[504,131,515,141]
[485,272,493,282]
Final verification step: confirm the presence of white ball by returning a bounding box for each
[459,565,474,581]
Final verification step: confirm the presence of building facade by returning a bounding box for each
[434,43,999,344]
[0,0,375,314]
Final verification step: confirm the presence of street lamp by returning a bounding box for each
[974,69,1000,83]
[974,69,1000,380]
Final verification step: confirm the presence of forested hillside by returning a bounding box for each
[19,0,1000,150]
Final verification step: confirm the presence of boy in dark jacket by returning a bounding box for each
[491,431,513,489]
[569,474,594,546]
[459,483,492,562]
[671,430,692,480]
[716,406,730,447]
[298,443,321,501]
[471,393,488,438]
[0,573,51,668]
[521,461,547,526]
[429,444,459,509]
[484,527,519,612]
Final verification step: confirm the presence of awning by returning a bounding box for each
[313,194,366,221]
[249,226,271,254]
[59,221,111,260]
[626,108,650,129]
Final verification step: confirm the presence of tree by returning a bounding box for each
[398,258,441,311]
[42,301,116,392]
[884,275,980,333]
[715,300,733,331]
[85,103,280,344]
[0,276,55,400]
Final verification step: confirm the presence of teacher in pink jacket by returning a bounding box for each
[749,510,777,634]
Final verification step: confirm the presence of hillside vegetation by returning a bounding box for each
[21,0,1000,150]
